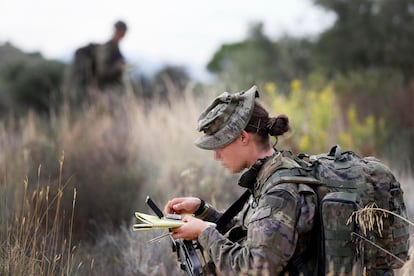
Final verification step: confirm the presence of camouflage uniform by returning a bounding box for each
[194,86,317,274]
[198,152,317,275]
[191,86,409,274]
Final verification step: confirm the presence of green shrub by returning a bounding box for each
[1,58,66,114]
[263,80,380,155]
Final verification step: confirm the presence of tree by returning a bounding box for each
[313,0,414,164]
[207,22,313,90]
[207,22,277,89]
[152,65,190,101]
[315,0,414,78]
[0,43,66,114]
[1,58,65,114]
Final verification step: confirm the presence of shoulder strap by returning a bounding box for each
[215,189,251,233]
[215,156,271,233]
[215,155,320,234]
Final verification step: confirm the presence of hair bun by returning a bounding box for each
[267,114,290,136]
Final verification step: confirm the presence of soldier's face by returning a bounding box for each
[213,135,247,173]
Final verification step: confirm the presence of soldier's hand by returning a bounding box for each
[164,197,202,215]
[171,215,210,240]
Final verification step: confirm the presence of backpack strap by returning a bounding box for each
[263,167,321,187]
[260,159,321,276]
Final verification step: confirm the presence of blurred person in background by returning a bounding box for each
[94,20,128,89]
[164,85,317,275]
[69,20,128,101]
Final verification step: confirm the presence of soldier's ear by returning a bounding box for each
[240,130,250,144]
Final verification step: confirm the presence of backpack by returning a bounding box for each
[287,145,410,275]
[72,43,98,86]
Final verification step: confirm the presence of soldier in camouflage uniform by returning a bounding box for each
[164,86,318,275]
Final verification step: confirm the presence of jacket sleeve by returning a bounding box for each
[201,204,223,222]
[198,183,314,275]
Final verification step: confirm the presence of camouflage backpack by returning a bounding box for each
[286,145,410,275]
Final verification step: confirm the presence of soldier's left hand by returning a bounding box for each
[171,215,210,240]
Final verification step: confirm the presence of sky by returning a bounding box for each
[0,0,335,80]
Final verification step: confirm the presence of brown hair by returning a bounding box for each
[244,101,290,148]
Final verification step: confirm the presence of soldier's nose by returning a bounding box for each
[214,150,221,160]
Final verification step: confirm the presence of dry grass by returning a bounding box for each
[0,85,241,275]
[1,85,414,275]
[0,153,80,275]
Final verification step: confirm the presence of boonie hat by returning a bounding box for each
[194,85,259,150]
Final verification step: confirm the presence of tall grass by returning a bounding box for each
[0,84,413,275]
[0,86,239,275]
[0,152,80,275]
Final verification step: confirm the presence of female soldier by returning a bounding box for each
[164,85,317,275]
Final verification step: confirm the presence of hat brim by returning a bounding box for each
[194,85,258,150]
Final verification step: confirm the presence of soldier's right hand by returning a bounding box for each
[164,197,202,215]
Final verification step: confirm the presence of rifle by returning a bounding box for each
[175,239,204,275]
[145,196,204,275]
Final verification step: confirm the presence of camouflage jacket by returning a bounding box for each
[199,152,317,275]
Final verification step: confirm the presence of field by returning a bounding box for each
[1,85,413,275]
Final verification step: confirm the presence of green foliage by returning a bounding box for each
[263,80,380,155]
[205,1,414,162]
[311,0,414,163]
[332,69,414,163]
[0,56,66,114]
[338,106,378,155]
[207,22,277,89]
[334,69,403,116]
[272,36,315,84]
[151,65,190,100]
[207,22,313,90]
[314,0,414,77]
[335,69,397,95]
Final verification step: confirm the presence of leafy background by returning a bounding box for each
[1,1,413,275]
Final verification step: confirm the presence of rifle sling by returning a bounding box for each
[215,156,273,233]
[215,189,251,233]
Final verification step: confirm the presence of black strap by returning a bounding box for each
[215,156,272,233]
[215,190,251,233]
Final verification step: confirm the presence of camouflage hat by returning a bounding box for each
[194,85,259,150]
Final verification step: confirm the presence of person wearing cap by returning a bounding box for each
[164,86,317,275]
